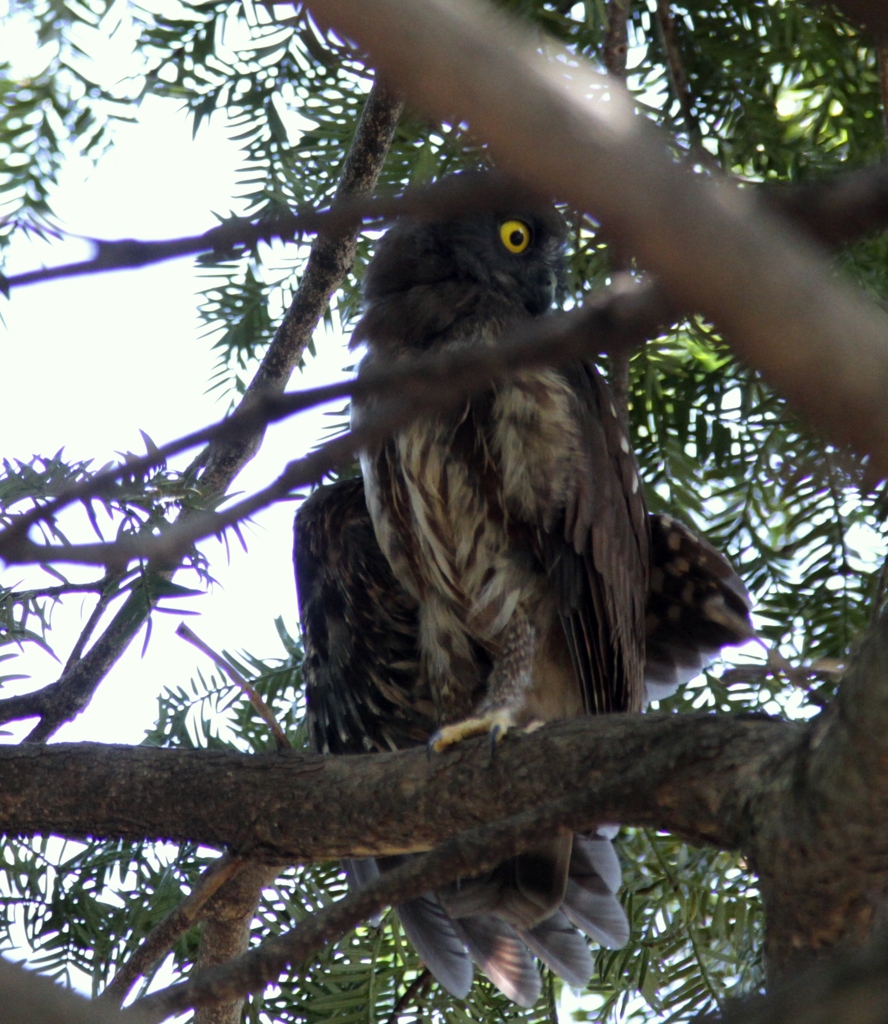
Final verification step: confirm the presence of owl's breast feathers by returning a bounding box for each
[359,357,649,724]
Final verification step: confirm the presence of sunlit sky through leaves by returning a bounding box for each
[0,93,351,746]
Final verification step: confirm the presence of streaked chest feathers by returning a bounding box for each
[363,368,583,644]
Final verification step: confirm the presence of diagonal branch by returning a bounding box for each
[127,793,618,1021]
[654,0,705,155]
[306,0,888,475]
[3,158,888,574]
[0,79,402,741]
[100,854,249,1007]
[0,283,676,572]
[193,80,405,493]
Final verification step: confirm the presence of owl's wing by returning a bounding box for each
[294,476,436,755]
[643,513,755,700]
[540,361,650,715]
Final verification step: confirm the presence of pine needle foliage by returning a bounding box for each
[1,0,887,1021]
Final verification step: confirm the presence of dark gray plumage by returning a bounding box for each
[294,175,754,1007]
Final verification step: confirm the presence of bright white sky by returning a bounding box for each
[0,93,351,746]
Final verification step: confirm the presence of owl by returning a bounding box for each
[295,175,754,1006]
[295,484,754,1005]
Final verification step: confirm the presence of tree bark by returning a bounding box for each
[0,713,794,859]
[4,600,888,983]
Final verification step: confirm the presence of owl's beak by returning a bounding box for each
[523,267,559,316]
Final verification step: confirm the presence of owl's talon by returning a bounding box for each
[489,723,506,755]
[430,708,520,754]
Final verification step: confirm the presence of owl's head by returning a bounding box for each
[352,173,566,353]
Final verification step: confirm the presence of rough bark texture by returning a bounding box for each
[0,713,794,859]
[192,864,280,1024]
[751,620,888,979]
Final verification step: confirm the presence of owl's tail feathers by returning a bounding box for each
[519,911,594,988]
[352,829,627,1005]
[644,514,756,702]
[453,916,541,1007]
[561,833,630,948]
[397,892,474,999]
[438,836,572,929]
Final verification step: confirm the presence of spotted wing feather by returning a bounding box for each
[644,514,755,700]
[294,477,437,755]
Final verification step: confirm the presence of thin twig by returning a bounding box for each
[0,155,554,295]
[0,78,402,741]
[61,579,119,675]
[100,854,249,1006]
[386,969,431,1024]
[3,580,106,603]
[176,623,291,751]
[655,0,707,159]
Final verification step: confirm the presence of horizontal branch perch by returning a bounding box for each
[0,713,799,859]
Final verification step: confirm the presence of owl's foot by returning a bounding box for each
[429,707,540,754]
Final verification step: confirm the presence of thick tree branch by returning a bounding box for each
[307,0,888,476]
[0,957,152,1024]
[0,713,800,858]
[750,606,888,978]
[716,930,888,1024]
[190,862,280,1024]
[4,610,888,1011]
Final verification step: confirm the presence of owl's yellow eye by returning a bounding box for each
[499,219,532,254]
